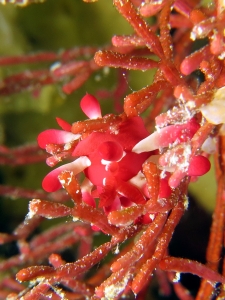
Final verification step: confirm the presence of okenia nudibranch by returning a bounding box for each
[38,94,210,217]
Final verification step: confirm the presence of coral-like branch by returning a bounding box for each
[0,0,225,299]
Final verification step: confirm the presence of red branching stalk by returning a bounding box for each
[0,47,99,96]
[0,185,69,202]
[0,144,47,165]
[1,0,225,299]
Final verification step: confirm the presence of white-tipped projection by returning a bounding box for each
[132,131,159,153]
